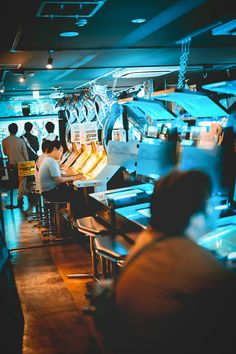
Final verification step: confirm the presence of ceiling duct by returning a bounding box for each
[212,19,236,36]
[0,64,21,70]
[113,67,180,79]
[36,1,107,18]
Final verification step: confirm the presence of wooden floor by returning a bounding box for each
[2,190,112,354]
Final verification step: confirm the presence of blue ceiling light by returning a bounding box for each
[131,18,146,24]
[59,31,79,37]
[75,18,88,27]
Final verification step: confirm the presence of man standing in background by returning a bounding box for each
[21,122,39,202]
[21,122,39,162]
[2,123,29,207]
[44,121,58,141]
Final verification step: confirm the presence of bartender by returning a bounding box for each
[38,140,85,219]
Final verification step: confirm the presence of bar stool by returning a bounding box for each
[67,216,109,281]
[42,199,68,239]
[34,189,45,225]
[94,235,131,279]
[27,188,45,226]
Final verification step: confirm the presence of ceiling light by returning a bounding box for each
[0,83,4,93]
[131,18,146,24]
[46,52,53,69]
[75,19,87,27]
[19,76,26,83]
[59,31,79,37]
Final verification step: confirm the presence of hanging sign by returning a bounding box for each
[70,122,98,143]
[70,123,81,142]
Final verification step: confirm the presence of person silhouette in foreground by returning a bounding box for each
[106,170,236,354]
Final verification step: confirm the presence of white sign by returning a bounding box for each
[70,123,81,142]
[70,122,98,143]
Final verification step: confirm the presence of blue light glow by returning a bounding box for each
[131,18,146,24]
[60,32,79,37]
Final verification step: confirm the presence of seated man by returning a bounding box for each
[38,140,85,218]
[109,170,236,354]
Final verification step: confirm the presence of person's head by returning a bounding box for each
[8,123,18,135]
[46,140,63,160]
[150,170,215,240]
[24,122,33,133]
[45,121,55,133]
[41,139,51,153]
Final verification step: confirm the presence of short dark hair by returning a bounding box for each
[41,139,51,153]
[24,122,33,132]
[45,121,55,133]
[46,140,62,153]
[150,170,212,235]
[8,123,18,134]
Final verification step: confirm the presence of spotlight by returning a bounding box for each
[46,52,53,69]
[0,82,4,93]
[19,76,26,83]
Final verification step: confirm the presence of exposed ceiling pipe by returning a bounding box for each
[74,68,121,90]
[176,20,223,45]
[10,24,22,53]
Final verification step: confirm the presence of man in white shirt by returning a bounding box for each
[35,139,51,190]
[2,123,29,206]
[44,121,58,141]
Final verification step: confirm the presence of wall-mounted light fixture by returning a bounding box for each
[46,51,53,69]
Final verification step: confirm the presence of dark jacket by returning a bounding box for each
[21,133,39,161]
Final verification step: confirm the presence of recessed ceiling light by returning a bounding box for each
[75,19,87,27]
[19,76,26,83]
[59,31,79,37]
[131,18,146,24]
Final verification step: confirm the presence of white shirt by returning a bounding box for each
[35,153,46,189]
[44,133,58,141]
[38,156,61,192]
